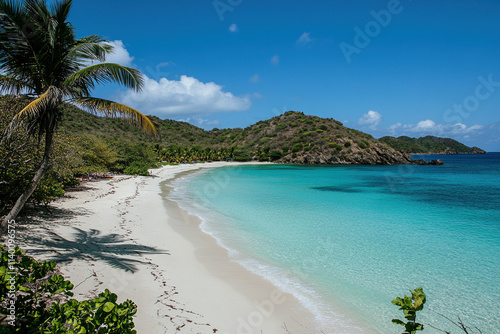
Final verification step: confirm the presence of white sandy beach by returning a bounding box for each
[17,162,321,333]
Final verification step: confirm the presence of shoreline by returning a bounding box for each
[14,162,322,333]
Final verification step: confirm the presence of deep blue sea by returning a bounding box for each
[167,154,500,333]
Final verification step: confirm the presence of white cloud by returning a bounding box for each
[119,75,251,116]
[249,74,260,83]
[271,55,280,65]
[178,116,220,127]
[104,40,134,66]
[296,32,313,46]
[229,24,238,33]
[414,119,436,131]
[358,110,382,130]
[83,40,134,67]
[388,120,484,136]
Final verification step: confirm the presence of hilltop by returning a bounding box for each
[57,105,440,165]
[379,136,486,154]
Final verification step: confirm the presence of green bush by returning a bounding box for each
[0,245,137,333]
[269,151,283,161]
[328,143,343,151]
[292,143,303,153]
[392,287,426,334]
[258,154,269,162]
[233,148,252,161]
[344,141,352,148]
[123,161,150,176]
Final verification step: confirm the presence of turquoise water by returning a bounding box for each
[168,154,500,333]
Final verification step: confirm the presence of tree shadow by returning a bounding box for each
[27,227,169,273]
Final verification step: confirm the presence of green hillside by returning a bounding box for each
[2,96,451,166]
[379,136,486,154]
[58,107,418,165]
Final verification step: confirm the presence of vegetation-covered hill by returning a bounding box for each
[59,107,425,165]
[379,136,486,154]
[2,96,451,166]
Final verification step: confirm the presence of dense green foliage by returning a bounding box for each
[0,0,155,229]
[0,97,82,211]
[0,245,137,333]
[379,136,484,154]
[57,107,394,163]
[392,287,426,334]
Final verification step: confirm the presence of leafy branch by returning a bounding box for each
[392,287,426,334]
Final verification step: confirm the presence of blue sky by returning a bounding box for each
[68,0,500,151]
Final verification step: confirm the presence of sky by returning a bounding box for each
[67,0,500,151]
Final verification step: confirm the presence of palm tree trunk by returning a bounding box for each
[0,131,54,236]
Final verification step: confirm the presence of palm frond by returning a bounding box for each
[0,74,32,94]
[64,63,144,93]
[8,85,63,137]
[72,97,156,134]
[68,35,112,62]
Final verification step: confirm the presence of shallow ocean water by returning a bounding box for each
[168,153,500,333]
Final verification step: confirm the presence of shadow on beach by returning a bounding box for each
[27,227,169,273]
[15,206,168,273]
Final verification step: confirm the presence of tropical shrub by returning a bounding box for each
[0,245,137,333]
[233,148,252,161]
[269,151,283,161]
[123,161,150,176]
[75,135,118,174]
[392,287,426,334]
[258,154,269,162]
[0,97,83,212]
[292,143,303,153]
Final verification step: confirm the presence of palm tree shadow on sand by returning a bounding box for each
[28,227,168,273]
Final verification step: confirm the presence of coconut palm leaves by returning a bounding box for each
[0,0,155,232]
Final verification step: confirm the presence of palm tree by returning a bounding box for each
[0,0,156,235]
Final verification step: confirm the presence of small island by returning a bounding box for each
[379,135,487,155]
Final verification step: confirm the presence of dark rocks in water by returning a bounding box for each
[426,159,445,165]
[406,158,444,166]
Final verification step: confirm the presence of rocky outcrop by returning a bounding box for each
[278,148,444,165]
[472,146,487,154]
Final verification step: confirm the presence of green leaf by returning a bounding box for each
[103,302,115,313]
[392,319,405,326]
